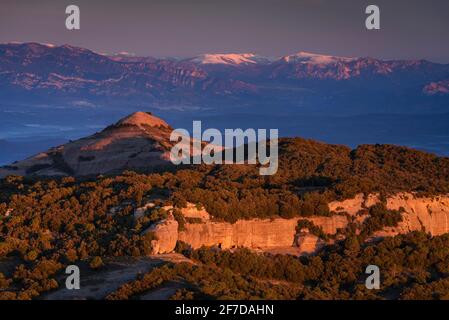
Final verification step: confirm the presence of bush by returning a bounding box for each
[89,256,104,270]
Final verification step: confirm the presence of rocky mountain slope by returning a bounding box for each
[0,112,182,177]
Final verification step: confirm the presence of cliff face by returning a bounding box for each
[376,194,449,237]
[148,193,449,255]
[146,216,179,255]
[329,193,449,237]
[175,214,348,254]
[178,218,299,249]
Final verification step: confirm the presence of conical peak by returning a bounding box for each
[117,112,170,128]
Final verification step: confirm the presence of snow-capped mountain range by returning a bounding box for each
[186,53,273,65]
[1,42,449,114]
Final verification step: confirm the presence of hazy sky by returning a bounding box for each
[1,0,449,62]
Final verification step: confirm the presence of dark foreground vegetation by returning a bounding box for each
[107,232,449,300]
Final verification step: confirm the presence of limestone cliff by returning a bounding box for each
[329,193,449,237]
[145,215,179,255]
[147,193,449,255]
[376,194,449,237]
[178,218,298,249]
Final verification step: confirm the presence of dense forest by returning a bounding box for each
[0,138,449,299]
[108,232,449,300]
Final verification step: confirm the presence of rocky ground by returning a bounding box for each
[40,254,192,300]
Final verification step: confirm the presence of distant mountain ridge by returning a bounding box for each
[1,42,449,114]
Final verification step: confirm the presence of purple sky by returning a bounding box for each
[1,0,449,62]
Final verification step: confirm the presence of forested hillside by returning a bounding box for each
[0,138,448,299]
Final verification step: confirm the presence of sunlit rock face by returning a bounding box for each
[148,193,449,256]
[147,216,179,255]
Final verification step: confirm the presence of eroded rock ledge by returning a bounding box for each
[147,193,449,255]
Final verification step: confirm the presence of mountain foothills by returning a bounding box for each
[1,43,449,114]
[1,112,449,299]
[0,112,177,178]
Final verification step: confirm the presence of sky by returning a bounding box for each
[1,0,449,62]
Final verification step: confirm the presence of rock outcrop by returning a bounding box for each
[296,233,326,255]
[178,218,299,249]
[330,193,449,237]
[375,194,449,238]
[176,214,347,253]
[146,215,179,255]
[180,203,211,221]
[148,193,449,256]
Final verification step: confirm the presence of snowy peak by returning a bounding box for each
[188,53,272,65]
[281,51,356,64]
[188,51,357,66]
